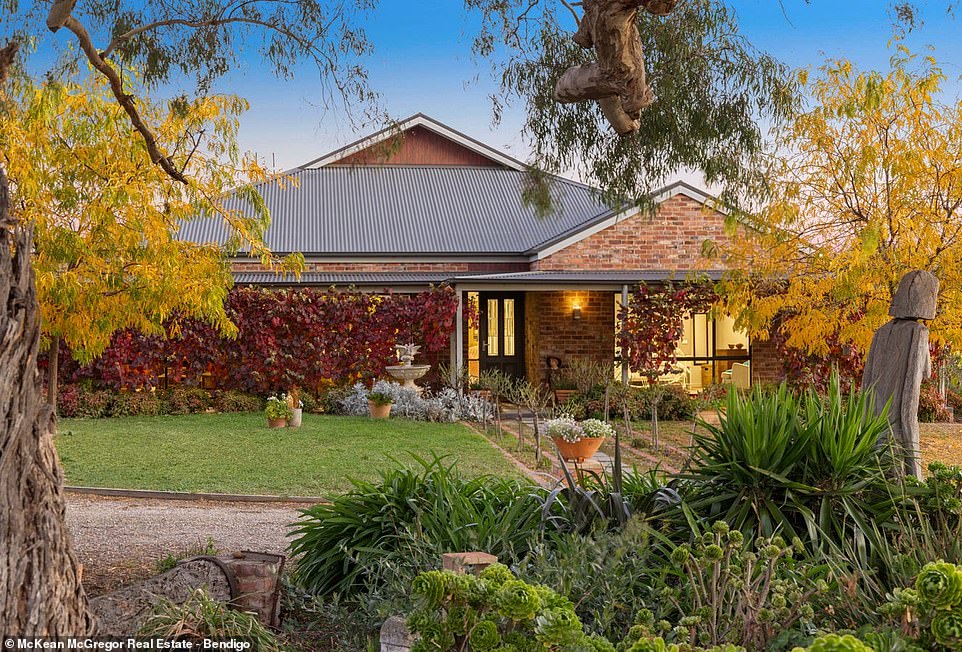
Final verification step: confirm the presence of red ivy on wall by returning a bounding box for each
[66,285,466,394]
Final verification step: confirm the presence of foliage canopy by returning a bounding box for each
[1,69,300,361]
[721,48,962,354]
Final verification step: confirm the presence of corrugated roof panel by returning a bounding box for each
[452,270,725,283]
[179,167,611,255]
[233,271,466,286]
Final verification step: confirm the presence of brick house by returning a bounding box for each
[180,114,778,390]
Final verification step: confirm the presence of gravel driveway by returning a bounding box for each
[65,493,310,596]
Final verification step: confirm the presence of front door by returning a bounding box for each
[478,292,525,380]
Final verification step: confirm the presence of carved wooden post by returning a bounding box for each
[862,270,939,480]
[555,0,678,134]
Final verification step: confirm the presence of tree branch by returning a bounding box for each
[63,17,187,184]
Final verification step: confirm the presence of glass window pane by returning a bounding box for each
[504,299,515,356]
[467,292,480,361]
[486,299,499,356]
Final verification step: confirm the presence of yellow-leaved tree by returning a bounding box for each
[4,68,302,410]
[0,63,302,631]
[721,47,962,357]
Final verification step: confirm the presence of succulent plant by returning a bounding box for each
[468,620,501,651]
[534,606,584,646]
[410,569,450,608]
[916,561,962,609]
[931,611,962,648]
[496,579,542,621]
[478,562,515,588]
[791,633,874,652]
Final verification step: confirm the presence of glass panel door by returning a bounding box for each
[478,292,525,381]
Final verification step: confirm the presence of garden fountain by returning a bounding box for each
[385,343,430,392]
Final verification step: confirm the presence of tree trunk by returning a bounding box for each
[48,335,59,415]
[0,54,95,631]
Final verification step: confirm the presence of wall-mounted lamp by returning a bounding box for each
[572,304,582,320]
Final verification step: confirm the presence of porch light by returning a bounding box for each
[572,304,582,320]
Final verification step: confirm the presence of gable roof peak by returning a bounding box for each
[297,113,528,172]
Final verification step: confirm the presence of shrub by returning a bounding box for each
[159,387,211,415]
[515,521,668,641]
[947,389,962,421]
[581,383,696,422]
[681,374,893,547]
[404,565,612,652]
[290,457,543,597]
[110,390,163,417]
[918,381,951,423]
[337,381,492,422]
[210,389,263,413]
[58,384,112,418]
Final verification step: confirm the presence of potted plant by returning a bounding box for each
[265,395,293,428]
[367,391,394,419]
[287,387,304,428]
[546,416,613,462]
[467,378,491,401]
[551,371,579,404]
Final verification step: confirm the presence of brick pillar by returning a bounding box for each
[441,552,498,575]
[750,338,783,385]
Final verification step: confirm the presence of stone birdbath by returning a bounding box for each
[386,343,430,393]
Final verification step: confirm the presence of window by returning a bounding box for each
[614,293,749,392]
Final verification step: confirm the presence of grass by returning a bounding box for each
[55,413,520,496]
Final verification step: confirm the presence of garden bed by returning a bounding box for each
[56,413,521,496]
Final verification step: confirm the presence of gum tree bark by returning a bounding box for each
[554,0,678,134]
[0,41,95,634]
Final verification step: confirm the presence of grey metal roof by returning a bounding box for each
[179,167,612,255]
[452,270,725,284]
[232,272,468,286]
[231,269,724,288]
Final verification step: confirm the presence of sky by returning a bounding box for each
[124,1,962,173]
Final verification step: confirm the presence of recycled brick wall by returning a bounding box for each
[750,338,783,385]
[532,194,731,272]
[527,291,615,385]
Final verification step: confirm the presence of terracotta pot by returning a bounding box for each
[289,408,303,428]
[267,417,288,429]
[552,436,605,462]
[368,401,392,419]
[554,389,579,404]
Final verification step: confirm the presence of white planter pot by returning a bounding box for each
[289,408,303,428]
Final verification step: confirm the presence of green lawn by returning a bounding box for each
[55,413,519,496]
